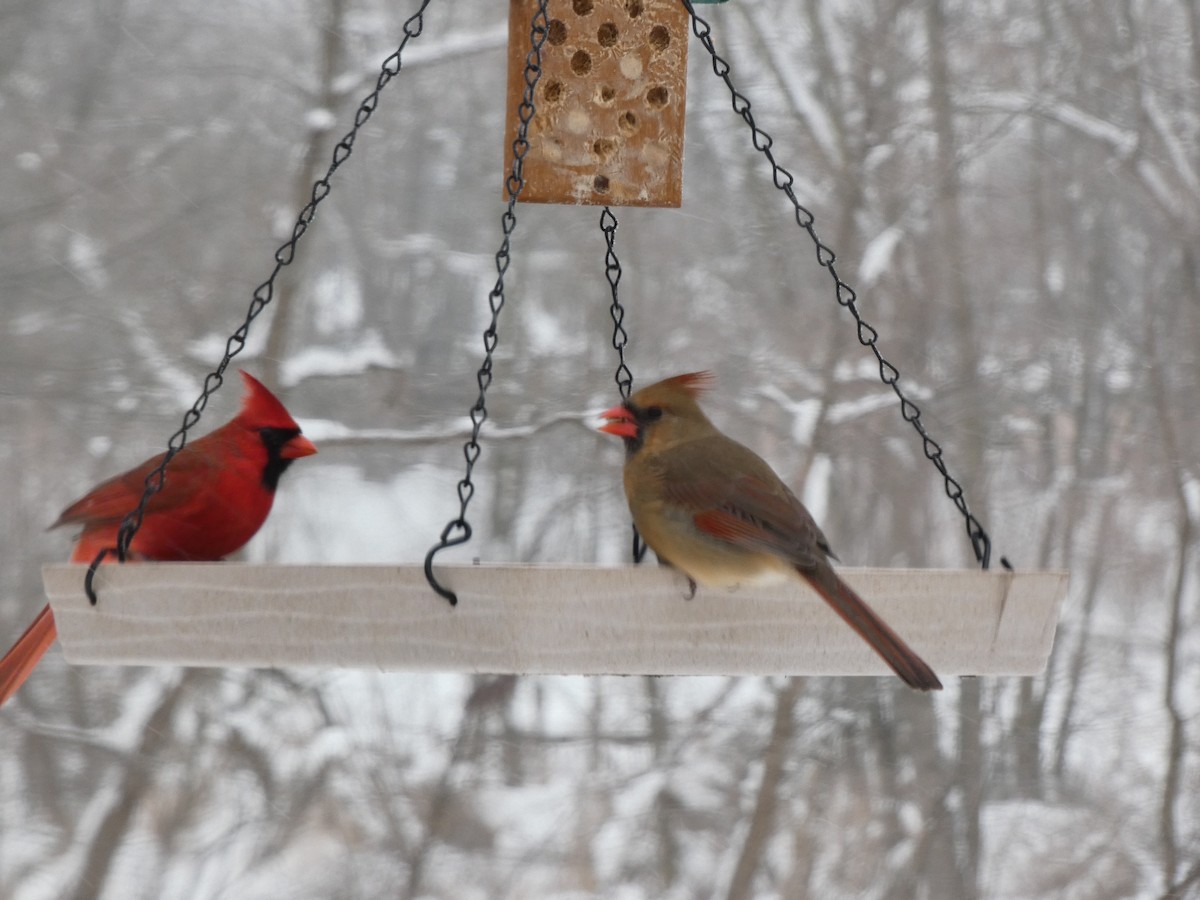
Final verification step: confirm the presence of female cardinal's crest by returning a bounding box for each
[663,371,714,398]
[237,370,301,429]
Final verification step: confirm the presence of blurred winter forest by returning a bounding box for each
[1,0,1198,897]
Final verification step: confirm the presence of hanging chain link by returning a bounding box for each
[601,207,634,401]
[598,206,647,563]
[680,0,1008,571]
[82,0,437,604]
[423,0,550,606]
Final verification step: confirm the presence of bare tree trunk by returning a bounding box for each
[566,680,606,894]
[1145,296,1196,893]
[1051,499,1115,780]
[725,677,802,900]
[955,679,983,898]
[1163,856,1200,900]
[644,676,679,890]
[67,673,192,900]
[499,678,524,787]
[927,2,983,894]
[69,0,130,129]
[1011,0,1059,802]
[402,677,495,900]
[260,0,346,390]
[737,0,866,494]
[1187,0,1200,100]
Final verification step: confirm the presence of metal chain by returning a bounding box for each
[680,0,1008,571]
[423,0,550,606]
[601,207,634,401]
[82,0,438,604]
[599,206,647,563]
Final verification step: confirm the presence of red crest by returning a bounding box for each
[237,370,301,429]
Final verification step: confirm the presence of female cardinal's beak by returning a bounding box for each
[599,405,639,440]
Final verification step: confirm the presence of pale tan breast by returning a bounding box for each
[628,495,795,588]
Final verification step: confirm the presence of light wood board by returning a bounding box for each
[41,564,1068,677]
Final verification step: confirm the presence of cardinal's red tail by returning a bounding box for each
[800,564,943,691]
[0,604,58,706]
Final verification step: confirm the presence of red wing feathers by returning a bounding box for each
[692,508,762,544]
[51,447,222,529]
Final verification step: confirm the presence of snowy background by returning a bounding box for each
[1,0,1198,898]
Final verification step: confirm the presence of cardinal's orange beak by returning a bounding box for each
[599,405,639,440]
[281,434,318,459]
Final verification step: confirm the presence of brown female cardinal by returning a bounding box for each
[0,370,317,707]
[599,372,942,691]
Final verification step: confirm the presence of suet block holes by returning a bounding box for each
[571,50,593,76]
[593,137,619,163]
[504,0,688,206]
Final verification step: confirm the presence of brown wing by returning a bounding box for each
[652,434,835,568]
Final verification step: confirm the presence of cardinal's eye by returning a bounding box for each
[644,406,663,421]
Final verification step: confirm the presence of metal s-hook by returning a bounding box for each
[423,520,473,606]
[83,547,113,606]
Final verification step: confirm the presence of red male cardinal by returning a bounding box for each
[0,370,317,707]
[599,372,942,691]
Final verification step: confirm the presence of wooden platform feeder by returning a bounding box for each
[43,564,1067,676]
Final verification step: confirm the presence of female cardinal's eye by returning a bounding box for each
[644,406,663,421]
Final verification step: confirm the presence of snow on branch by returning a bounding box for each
[962,90,1193,223]
[299,411,597,448]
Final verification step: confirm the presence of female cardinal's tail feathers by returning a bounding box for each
[800,563,942,691]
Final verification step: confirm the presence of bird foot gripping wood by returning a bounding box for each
[650,555,696,599]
